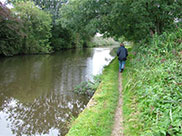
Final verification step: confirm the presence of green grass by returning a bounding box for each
[122,52,143,136]
[66,58,119,136]
[122,28,182,136]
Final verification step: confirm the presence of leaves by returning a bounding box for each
[59,0,182,42]
[128,27,182,135]
[0,2,24,56]
[13,1,53,54]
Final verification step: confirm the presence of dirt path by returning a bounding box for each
[111,73,124,136]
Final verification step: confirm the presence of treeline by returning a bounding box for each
[0,0,96,56]
[1,0,182,56]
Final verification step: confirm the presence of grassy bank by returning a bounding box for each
[122,29,182,135]
[66,58,119,136]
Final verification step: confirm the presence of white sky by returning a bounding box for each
[0,0,13,8]
[0,0,6,4]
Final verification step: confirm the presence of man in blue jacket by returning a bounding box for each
[117,43,128,73]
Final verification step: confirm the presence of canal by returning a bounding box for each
[0,47,114,136]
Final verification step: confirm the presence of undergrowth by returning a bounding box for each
[74,75,102,96]
[123,28,182,136]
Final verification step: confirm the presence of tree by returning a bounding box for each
[13,1,52,54]
[60,0,182,42]
[32,0,68,23]
[0,2,24,56]
[8,0,68,22]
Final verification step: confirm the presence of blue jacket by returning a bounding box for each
[117,46,128,61]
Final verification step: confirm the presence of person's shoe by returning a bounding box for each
[120,69,123,73]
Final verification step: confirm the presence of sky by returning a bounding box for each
[0,0,6,4]
[0,0,13,8]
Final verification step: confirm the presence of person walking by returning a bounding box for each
[117,43,128,73]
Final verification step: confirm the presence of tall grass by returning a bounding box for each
[123,28,182,135]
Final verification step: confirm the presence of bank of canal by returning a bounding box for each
[66,58,119,136]
[0,47,115,136]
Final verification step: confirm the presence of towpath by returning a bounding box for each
[111,73,124,136]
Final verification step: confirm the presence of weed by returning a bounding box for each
[123,28,182,135]
[73,75,102,97]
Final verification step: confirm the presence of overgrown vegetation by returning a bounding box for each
[74,75,102,96]
[66,59,119,136]
[122,28,182,135]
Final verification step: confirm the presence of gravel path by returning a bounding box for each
[111,73,124,136]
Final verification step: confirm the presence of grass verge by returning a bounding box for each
[66,58,119,136]
[122,52,142,136]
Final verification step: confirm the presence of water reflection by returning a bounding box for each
[0,48,114,136]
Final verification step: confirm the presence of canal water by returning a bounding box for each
[0,48,115,136]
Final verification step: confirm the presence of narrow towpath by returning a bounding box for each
[111,73,124,136]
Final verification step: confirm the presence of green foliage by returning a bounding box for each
[13,1,52,54]
[8,0,76,51]
[67,59,119,136]
[0,1,53,56]
[31,0,68,23]
[0,2,24,56]
[8,0,68,22]
[122,51,144,136]
[58,0,97,47]
[51,24,73,50]
[74,75,102,96]
[123,28,182,135]
[60,0,182,42]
